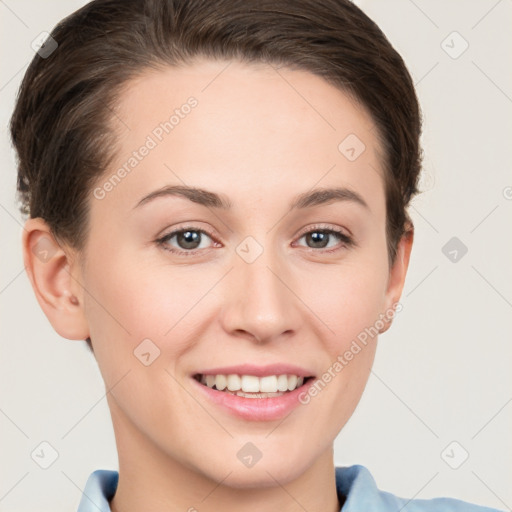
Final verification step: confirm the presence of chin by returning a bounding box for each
[209,455,310,490]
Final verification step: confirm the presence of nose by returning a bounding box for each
[219,247,303,344]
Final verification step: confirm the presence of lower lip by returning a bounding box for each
[191,377,314,421]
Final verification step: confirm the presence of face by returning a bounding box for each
[51,59,409,487]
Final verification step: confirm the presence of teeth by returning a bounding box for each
[232,390,285,398]
[215,375,227,390]
[288,374,298,390]
[277,374,289,392]
[227,374,241,391]
[241,375,260,392]
[260,375,277,393]
[198,373,307,393]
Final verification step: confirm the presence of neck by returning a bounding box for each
[108,399,341,512]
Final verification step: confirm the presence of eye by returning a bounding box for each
[156,224,354,257]
[294,225,354,253]
[156,227,217,255]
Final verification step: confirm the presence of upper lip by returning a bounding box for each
[193,363,315,378]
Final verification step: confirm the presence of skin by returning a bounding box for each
[22,58,413,512]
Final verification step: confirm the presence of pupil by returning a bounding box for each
[178,230,200,249]
[307,231,328,248]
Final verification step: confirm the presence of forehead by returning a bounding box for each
[95,58,386,216]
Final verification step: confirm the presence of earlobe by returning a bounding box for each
[22,218,90,341]
[379,226,414,334]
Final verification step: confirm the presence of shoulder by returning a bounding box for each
[335,465,504,512]
[76,469,118,512]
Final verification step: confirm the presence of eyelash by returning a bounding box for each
[155,224,354,257]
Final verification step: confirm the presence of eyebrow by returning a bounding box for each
[133,184,369,211]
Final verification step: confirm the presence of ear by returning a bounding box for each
[21,217,90,341]
[379,224,414,334]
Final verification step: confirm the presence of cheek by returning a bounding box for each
[301,257,388,351]
[83,240,197,339]
[82,249,196,424]
[81,242,191,380]
[295,261,386,436]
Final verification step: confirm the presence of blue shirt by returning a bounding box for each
[77,465,503,511]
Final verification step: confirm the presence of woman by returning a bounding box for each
[10,0,504,510]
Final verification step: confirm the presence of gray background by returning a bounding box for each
[1,1,511,510]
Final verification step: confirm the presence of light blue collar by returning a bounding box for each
[76,464,503,511]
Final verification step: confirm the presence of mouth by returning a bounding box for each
[190,364,317,421]
[192,373,315,399]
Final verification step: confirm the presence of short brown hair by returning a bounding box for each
[10,0,423,353]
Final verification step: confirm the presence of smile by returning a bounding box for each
[191,365,316,421]
[194,373,312,398]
